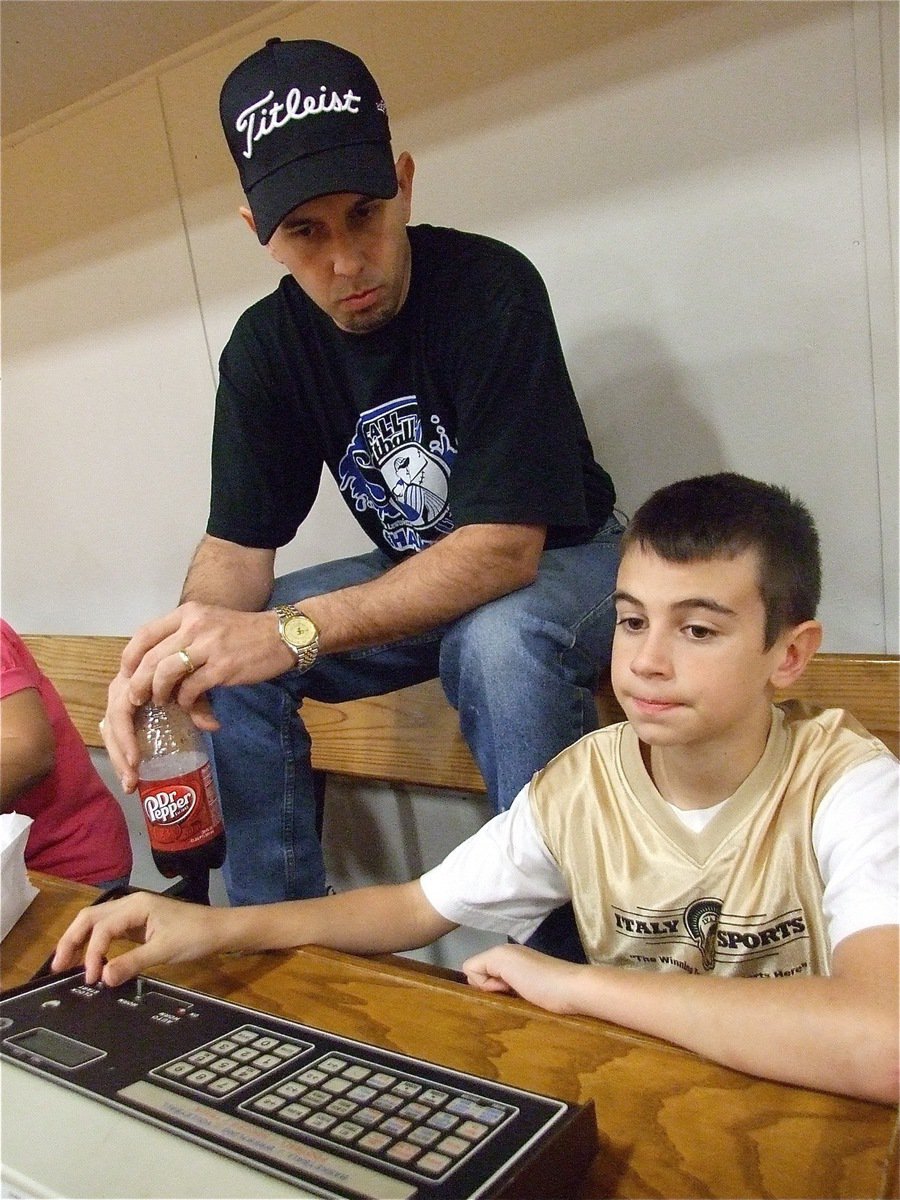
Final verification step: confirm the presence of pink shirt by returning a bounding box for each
[1,621,132,884]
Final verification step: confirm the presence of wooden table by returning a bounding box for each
[2,873,897,1199]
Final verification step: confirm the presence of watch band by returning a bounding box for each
[276,604,320,673]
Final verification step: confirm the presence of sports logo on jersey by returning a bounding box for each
[338,397,456,553]
[614,897,809,972]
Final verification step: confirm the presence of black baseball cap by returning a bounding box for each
[220,38,398,244]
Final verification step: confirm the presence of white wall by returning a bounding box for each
[3,1,897,649]
[3,2,897,964]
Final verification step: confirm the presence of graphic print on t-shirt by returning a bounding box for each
[338,396,456,553]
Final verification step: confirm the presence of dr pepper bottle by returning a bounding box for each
[135,702,226,904]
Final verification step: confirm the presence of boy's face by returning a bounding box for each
[612,544,788,752]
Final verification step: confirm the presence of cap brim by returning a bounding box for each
[247,141,398,244]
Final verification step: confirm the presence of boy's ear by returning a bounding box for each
[768,620,823,690]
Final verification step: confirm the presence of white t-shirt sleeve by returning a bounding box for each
[813,753,899,951]
[419,784,570,943]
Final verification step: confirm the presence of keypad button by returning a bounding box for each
[400,1101,430,1121]
[359,1131,391,1153]
[186,1069,216,1086]
[458,1119,489,1140]
[437,1135,469,1158]
[208,1077,240,1095]
[323,1077,351,1095]
[418,1151,452,1176]
[386,1141,420,1164]
[427,1111,459,1131]
[163,1062,194,1078]
[326,1098,357,1117]
[342,1064,370,1082]
[277,1081,306,1099]
[332,1121,364,1143]
[393,1080,421,1098]
[273,1042,303,1058]
[280,1103,311,1123]
[304,1112,337,1133]
[477,1105,507,1126]
[379,1116,412,1138]
[408,1126,442,1147]
[368,1072,396,1089]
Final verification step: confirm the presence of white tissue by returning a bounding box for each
[1,813,39,941]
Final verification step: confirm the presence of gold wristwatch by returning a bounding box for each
[276,604,320,673]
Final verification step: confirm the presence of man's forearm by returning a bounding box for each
[301,523,546,655]
[179,534,275,611]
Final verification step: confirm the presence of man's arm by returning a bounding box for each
[300,522,546,655]
[0,689,56,809]
[104,522,544,789]
[52,880,457,988]
[179,534,276,609]
[463,925,899,1104]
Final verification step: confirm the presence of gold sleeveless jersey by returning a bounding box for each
[530,703,889,977]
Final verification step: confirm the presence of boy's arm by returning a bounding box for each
[463,923,899,1104]
[53,881,457,988]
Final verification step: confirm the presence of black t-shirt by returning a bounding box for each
[208,224,615,560]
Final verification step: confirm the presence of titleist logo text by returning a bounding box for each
[236,86,362,159]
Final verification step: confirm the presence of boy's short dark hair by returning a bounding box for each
[622,473,821,648]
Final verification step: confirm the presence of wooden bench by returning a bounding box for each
[20,636,900,789]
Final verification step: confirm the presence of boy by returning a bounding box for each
[53,474,898,1104]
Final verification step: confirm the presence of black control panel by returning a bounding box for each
[0,970,597,1198]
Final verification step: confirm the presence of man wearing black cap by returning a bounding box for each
[102,38,622,957]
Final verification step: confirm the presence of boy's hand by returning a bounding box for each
[462,943,581,1013]
[51,892,225,988]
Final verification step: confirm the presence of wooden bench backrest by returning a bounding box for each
[21,636,899,791]
[22,635,128,749]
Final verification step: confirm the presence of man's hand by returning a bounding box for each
[51,892,230,987]
[103,602,295,792]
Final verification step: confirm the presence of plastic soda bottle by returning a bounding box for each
[135,702,226,904]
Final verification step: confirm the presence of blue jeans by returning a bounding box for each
[210,517,623,925]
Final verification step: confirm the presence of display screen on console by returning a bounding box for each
[8,1027,104,1069]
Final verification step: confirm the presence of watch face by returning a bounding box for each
[283,614,317,649]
